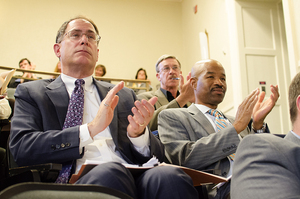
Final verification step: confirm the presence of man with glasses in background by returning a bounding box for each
[9,16,198,199]
[138,54,195,132]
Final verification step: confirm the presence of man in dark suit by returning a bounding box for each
[9,16,198,199]
[158,59,279,198]
[231,72,300,199]
[138,54,194,131]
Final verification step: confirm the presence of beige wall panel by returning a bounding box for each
[0,0,183,87]
[242,7,274,49]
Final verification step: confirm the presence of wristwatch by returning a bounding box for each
[252,123,266,133]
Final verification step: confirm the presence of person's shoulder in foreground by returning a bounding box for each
[231,133,300,199]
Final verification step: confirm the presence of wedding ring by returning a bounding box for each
[138,122,146,127]
[104,103,109,107]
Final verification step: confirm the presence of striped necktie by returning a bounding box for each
[55,79,85,183]
[208,109,235,161]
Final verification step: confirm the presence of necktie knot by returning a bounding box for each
[75,79,85,87]
[208,109,228,131]
[208,109,219,117]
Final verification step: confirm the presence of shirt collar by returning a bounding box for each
[160,88,180,100]
[194,104,212,114]
[290,130,300,140]
[61,73,94,94]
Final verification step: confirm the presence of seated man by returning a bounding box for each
[8,58,34,88]
[231,72,300,199]
[9,16,198,199]
[158,59,279,199]
[138,54,194,131]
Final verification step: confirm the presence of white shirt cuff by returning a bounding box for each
[127,127,150,156]
[79,123,93,153]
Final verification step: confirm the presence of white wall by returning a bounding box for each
[0,0,183,87]
[181,0,234,112]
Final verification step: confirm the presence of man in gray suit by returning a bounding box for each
[158,59,279,198]
[138,54,194,131]
[231,72,300,199]
[9,16,198,199]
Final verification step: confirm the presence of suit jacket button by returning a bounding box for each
[61,143,65,148]
[56,144,60,149]
[51,145,56,150]
[66,143,71,147]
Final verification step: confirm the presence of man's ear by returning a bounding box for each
[53,43,61,58]
[296,95,300,113]
[156,73,160,81]
[190,77,197,90]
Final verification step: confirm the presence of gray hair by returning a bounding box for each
[155,54,181,73]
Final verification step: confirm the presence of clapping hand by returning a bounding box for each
[88,81,124,138]
[252,85,279,129]
[127,97,158,137]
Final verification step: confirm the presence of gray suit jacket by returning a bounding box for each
[138,89,181,132]
[158,103,254,177]
[10,76,164,167]
[231,132,300,199]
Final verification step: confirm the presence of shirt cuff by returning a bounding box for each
[79,124,93,153]
[127,127,150,156]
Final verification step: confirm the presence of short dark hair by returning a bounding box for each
[289,72,300,124]
[19,58,31,68]
[56,15,99,45]
[135,68,148,80]
[95,64,106,76]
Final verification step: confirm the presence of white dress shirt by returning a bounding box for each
[61,74,150,174]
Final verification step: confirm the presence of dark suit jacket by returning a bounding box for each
[9,76,164,167]
[231,132,300,199]
[158,104,255,178]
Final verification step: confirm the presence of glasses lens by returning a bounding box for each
[67,30,99,42]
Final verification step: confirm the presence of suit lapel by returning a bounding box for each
[155,89,169,107]
[45,76,69,128]
[188,104,215,135]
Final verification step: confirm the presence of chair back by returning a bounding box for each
[0,182,133,199]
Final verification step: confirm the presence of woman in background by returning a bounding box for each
[95,64,106,77]
[95,64,110,83]
[129,68,152,95]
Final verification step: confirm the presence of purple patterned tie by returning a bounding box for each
[55,79,85,183]
[208,109,235,160]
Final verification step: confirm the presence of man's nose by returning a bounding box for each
[80,34,89,45]
[168,68,176,73]
[215,78,223,85]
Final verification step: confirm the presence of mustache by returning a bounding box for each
[170,75,180,80]
[211,85,225,92]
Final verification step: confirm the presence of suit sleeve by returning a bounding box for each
[10,84,82,166]
[158,109,241,170]
[231,134,300,199]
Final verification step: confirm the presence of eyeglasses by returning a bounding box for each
[63,29,101,43]
[160,66,180,73]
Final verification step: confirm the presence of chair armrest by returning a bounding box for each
[9,163,62,182]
